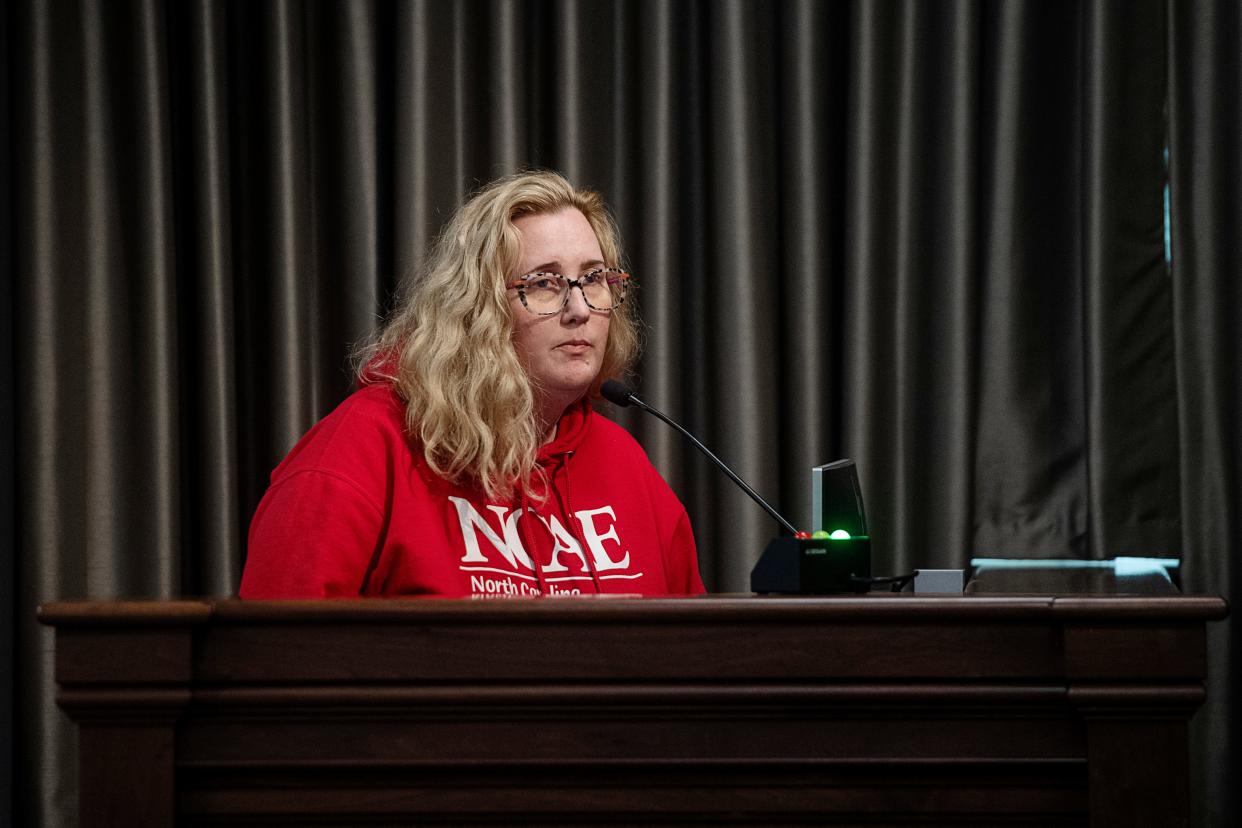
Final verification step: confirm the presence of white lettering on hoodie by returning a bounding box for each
[533,513,590,573]
[450,497,533,571]
[450,497,634,578]
[574,506,630,571]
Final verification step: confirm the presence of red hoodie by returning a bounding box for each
[240,382,705,598]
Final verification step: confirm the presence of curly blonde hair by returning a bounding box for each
[357,171,640,500]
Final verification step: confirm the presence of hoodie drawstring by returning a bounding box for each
[518,451,603,595]
[558,451,604,595]
[516,486,550,595]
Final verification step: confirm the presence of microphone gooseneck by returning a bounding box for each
[600,380,798,536]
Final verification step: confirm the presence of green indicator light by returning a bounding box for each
[810,530,830,540]
[828,529,852,540]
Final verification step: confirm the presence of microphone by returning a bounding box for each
[604,379,897,594]
[601,379,798,536]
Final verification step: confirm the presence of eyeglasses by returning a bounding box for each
[506,268,631,316]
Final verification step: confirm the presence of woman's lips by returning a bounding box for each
[556,340,592,354]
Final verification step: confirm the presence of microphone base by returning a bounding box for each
[750,536,872,594]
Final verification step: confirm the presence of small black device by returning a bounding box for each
[751,458,872,594]
[749,534,873,594]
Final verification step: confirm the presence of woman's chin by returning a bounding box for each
[544,365,599,396]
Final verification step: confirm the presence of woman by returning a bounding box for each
[240,171,704,598]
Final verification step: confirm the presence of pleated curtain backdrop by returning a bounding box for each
[3,1,1238,825]
[1168,2,1242,825]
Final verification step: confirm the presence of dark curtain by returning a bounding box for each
[1169,1,1242,824]
[4,1,1236,825]
[2,0,15,822]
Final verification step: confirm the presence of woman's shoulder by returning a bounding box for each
[585,408,645,453]
[581,409,668,481]
[269,382,410,481]
[311,382,407,445]
[336,381,407,425]
[581,407,690,523]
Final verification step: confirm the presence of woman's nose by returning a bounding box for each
[562,284,591,321]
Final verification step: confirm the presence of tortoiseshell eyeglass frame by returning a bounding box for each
[505,268,631,316]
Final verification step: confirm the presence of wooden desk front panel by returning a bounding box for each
[42,595,1226,827]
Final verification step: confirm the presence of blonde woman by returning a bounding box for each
[240,171,704,598]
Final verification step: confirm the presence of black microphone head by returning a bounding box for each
[600,379,634,407]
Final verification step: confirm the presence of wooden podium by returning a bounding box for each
[40,593,1226,826]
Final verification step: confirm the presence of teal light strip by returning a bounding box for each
[1164,146,1172,267]
[970,557,1178,570]
[1114,557,1178,577]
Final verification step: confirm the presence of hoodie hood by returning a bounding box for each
[537,397,593,464]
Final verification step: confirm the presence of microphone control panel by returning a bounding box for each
[750,534,872,594]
